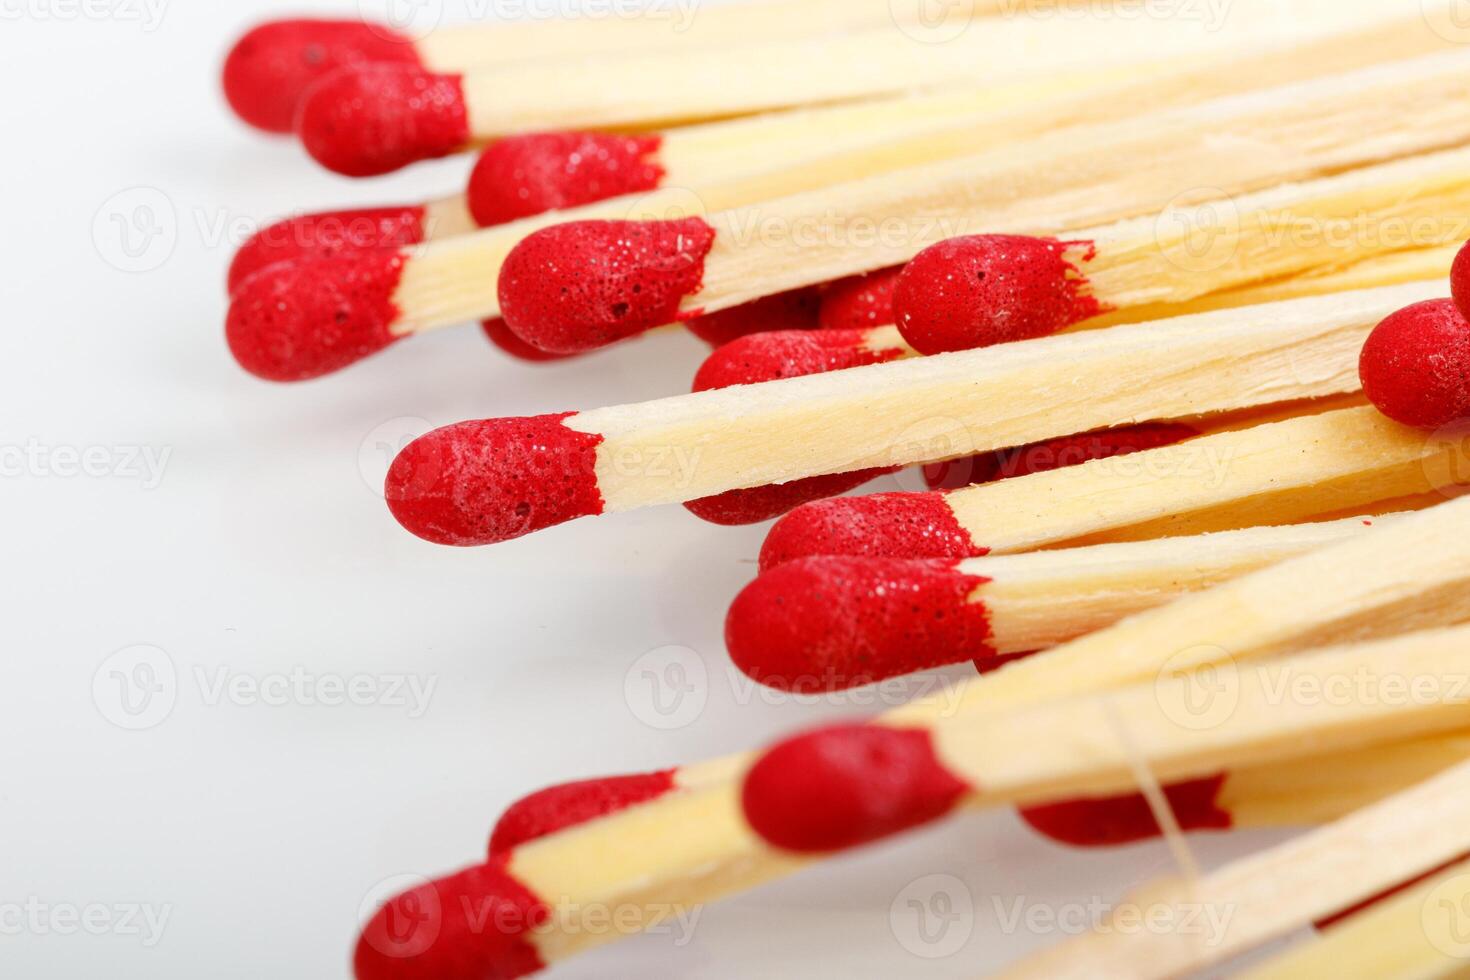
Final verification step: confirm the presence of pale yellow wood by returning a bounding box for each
[975,518,1383,654]
[1003,754,1470,980]
[454,0,1405,136]
[1233,859,1470,980]
[391,18,1459,328]
[946,403,1467,555]
[419,195,477,239]
[566,283,1435,510]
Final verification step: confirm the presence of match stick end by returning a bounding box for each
[691,328,897,391]
[385,415,605,546]
[725,557,993,691]
[488,771,679,855]
[225,252,406,381]
[297,64,469,177]
[742,724,969,853]
[759,492,983,571]
[468,133,666,227]
[227,206,426,294]
[353,859,547,980]
[222,19,418,134]
[497,218,716,354]
[1360,298,1470,429]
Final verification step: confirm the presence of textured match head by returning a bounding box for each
[681,287,823,348]
[742,724,969,853]
[759,491,983,572]
[894,235,1103,354]
[468,133,666,227]
[225,251,406,381]
[222,19,420,134]
[353,858,547,980]
[725,556,994,691]
[819,266,903,330]
[1453,240,1470,322]
[1018,775,1229,848]
[385,414,605,546]
[683,470,890,526]
[227,206,426,294]
[488,771,678,855]
[297,64,469,177]
[480,319,578,363]
[691,328,900,391]
[1360,298,1470,429]
[498,218,716,354]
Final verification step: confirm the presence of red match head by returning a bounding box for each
[1018,775,1230,848]
[297,64,469,177]
[894,235,1104,355]
[228,206,426,294]
[222,19,420,134]
[759,492,983,572]
[1360,298,1470,429]
[691,328,899,391]
[923,423,1199,489]
[385,414,606,546]
[726,556,994,691]
[681,287,823,348]
[742,724,969,853]
[353,858,547,980]
[488,771,678,855]
[497,218,716,354]
[1453,240,1470,322]
[683,470,890,526]
[226,251,406,381]
[467,133,666,227]
[819,266,903,330]
[480,319,578,363]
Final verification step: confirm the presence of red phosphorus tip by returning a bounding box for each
[467,133,666,227]
[742,724,969,853]
[1360,298,1470,429]
[759,492,984,572]
[685,328,905,524]
[480,319,579,363]
[226,251,405,381]
[488,771,678,855]
[894,235,1106,355]
[385,414,605,546]
[297,64,470,177]
[1018,775,1230,848]
[353,856,548,980]
[498,218,717,354]
[222,19,420,134]
[1453,241,1470,322]
[923,422,1200,490]
[726,557,994,691]
[819,266,904,330]
[227,205,427,294]
[682,287,824,348]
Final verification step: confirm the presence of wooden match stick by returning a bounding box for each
[759,401,1470,569]
[490,50,1470,355]
[1003,754,1470,979]
[740,624,1470,854]
[224,0,1015,133]
[296,0,1404,174]
[356,495,1470,978]
[727,518,1385,691]
[383,282,1437,547]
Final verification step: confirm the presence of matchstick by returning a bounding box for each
[356,495,1470,978]
[739,624,1470,854]
[1002,756,1470,979]
[227,24,1465,380]
[296,0,1403,175]
[759,401,1469,569]
[493,51,1470,354]
[727,518,1385,691]
[383,282,1437,547]
[224,0,1011,133]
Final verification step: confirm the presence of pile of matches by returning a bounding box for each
[224,1,1470,976]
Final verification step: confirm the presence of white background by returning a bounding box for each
[0,1,1297,976]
